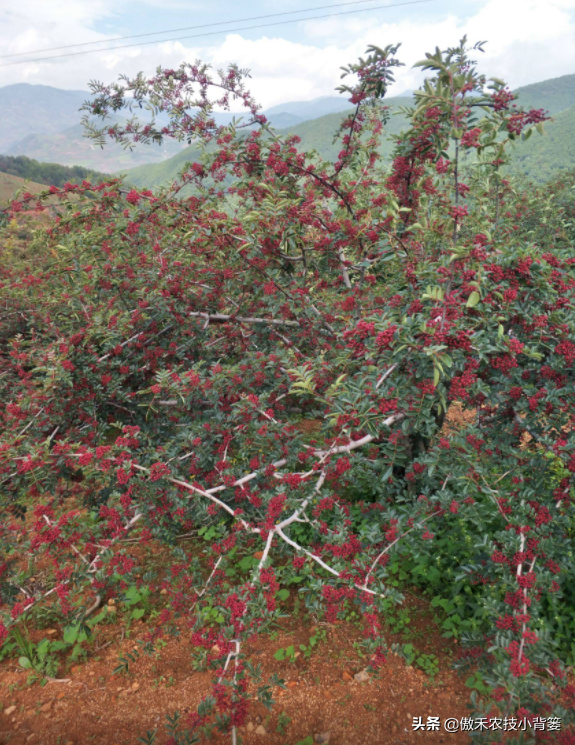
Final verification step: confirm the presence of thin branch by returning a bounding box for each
[189,311,298,328]
[376,363,398,391]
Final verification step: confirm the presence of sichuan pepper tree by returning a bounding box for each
[1,38,575,743]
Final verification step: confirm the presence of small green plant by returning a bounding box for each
[11,608,112,679]
[397,644,439,680]
[430,596,467,639]
[344,606,361,625]
[415,653,439,680]
[138,729,158,745]
[274,645,296,663]
[121,584,152,624]
[0,638,16,663]
[191,648,209,672]
[298,628,327,659]
[276,711,292,736]
[400,642,417,666]
[335,692,353,706]
[466,671,492,695]
[29,605,65,631]
[153,638,168,659]
[292,597,301,618]
[61,622,91,661]
[11,628,59,679]
[197,525,221,543]
[197,601,224,627]
[114,648,140,676]
[386,606,411,634]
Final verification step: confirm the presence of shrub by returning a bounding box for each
[1,38,574,743]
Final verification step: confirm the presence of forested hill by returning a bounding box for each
[514,73,575,114]
[0,155,109,189]
[120,74,575,189]
[509,105,575,182]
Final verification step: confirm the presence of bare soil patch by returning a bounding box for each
[0,593,472,745]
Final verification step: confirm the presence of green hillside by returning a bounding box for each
[514,73,575,114]
[506,104,575,182]
[276,96,412,162]
[117,143,201,189]
[120,75,575,189]
[0,155,109,189]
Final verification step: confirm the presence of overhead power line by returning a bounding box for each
[1,0,422,60]
[0,0,436,68]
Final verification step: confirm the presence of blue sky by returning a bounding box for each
[1,0,574,109]
[91,0,484,46]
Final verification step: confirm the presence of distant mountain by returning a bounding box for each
[514,74,575,115]
[8,123,188,174]
[264,95,357,122]
[2,72,575,181]
[0,86,364,172]
[264,91,414,121]
[0,83,196,172]
[267,112,306,129]
[0,84,87,152]
[507,104,575,182]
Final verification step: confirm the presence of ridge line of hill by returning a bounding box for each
[0,72,574,185]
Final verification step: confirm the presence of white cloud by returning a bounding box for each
[0,0,118,89]
[0,0,573,110]
[196,0,575,109]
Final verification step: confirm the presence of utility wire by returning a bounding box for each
[1,0,415,60]
[0,0,436,68]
